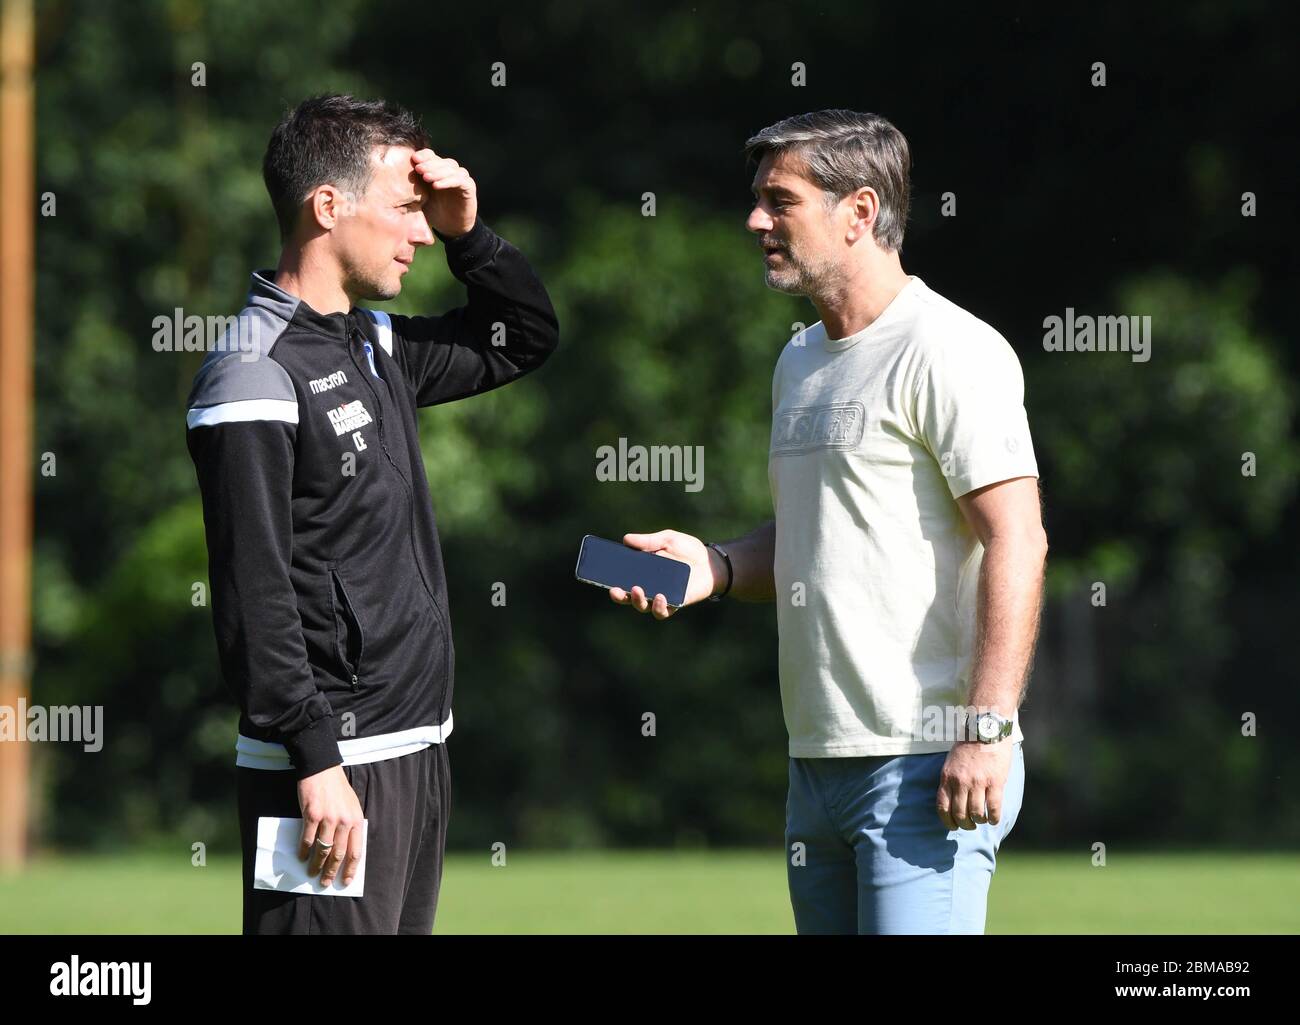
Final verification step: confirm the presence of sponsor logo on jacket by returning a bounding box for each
[327,400,373,436]
[309,369,349,394]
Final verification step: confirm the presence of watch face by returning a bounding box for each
[977,715,999,740]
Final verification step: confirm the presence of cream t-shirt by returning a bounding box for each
[768,275,1038,757]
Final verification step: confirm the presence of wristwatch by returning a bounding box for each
[971,711,1014,744]
[704,542,733,602]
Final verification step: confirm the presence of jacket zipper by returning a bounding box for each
[348,330,453,686]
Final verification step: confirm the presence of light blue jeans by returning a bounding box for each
[785,743,1024,934]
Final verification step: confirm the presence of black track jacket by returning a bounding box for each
[185,218,558,779]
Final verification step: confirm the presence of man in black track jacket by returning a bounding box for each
[185,95,558,934]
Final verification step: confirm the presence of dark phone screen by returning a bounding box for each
[575,535,691,607]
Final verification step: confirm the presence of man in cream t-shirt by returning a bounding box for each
[770,275,1036,758]
[610,110,1048,934]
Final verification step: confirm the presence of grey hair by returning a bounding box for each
[743,110,911,251]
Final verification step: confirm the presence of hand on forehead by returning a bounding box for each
[409,147,467,187]
[371,144,432,201]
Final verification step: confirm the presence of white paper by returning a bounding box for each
[253,816,368,897]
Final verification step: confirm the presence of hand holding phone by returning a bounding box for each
[576,530,719,620]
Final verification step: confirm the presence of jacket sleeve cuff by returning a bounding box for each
[435,216,498,275]
[283,718,343,781]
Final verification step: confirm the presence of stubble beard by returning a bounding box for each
[340,249,401,305]
[763,240,841,302]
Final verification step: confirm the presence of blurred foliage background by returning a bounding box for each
[25,0,1299,855]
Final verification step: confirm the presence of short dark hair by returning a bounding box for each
[744,110,911,251]
[262,94,431,241]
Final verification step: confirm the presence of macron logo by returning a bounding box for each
[50,956,151,1005]
[327,400,373,436]
[309,369,349,394]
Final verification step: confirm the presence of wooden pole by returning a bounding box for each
[0,0,34,873]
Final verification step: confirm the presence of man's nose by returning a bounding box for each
[412,216,435,247]
[746,205,772,234]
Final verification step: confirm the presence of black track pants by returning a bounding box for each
[236,742,451,934]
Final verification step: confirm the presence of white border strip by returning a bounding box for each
[187,398,299,429]
[235,713,454,771]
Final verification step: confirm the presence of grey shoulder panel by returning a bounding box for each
[186,306,297,429]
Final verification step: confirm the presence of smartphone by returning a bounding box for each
[574,534,691,608]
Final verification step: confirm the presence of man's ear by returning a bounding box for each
[308,184,355,232]
[845,186,880,244]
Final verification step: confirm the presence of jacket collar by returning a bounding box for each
[248,268,367,342]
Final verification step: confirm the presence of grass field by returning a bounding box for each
[1,850,1296,934]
